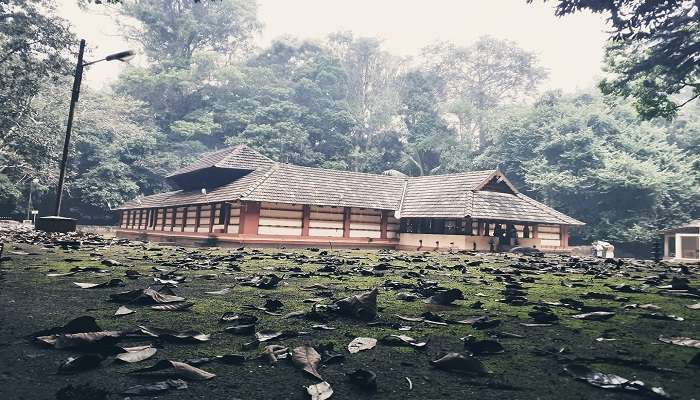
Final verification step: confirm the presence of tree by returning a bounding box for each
[399,70,453,175]
[421,36,547,148]
[482,90,700,246]
[228,38,355,168]
[1,0,73,165]
[119,0,261,63]
[327,32,406,171]
[534,0,700,119]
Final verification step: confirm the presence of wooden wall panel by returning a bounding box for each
[305,206,345,237]
[228,202,241,233]
[538,224,561,247]
[258,226,303,236]
[212,204,224,231]
[258,202,303,236]
[309,227,344,237]
[349,208,381,238]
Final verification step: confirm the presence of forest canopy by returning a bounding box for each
[0,0,698,254]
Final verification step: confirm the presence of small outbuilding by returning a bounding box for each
[115,145,584,250]
[662,220,700,262]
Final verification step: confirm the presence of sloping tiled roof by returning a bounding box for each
[471,191,583,225]
[118,145,584,225]
[118,168,270,209]
[166,145,273,178]
[661,219,700,233]
[398,171,493,218]
[243,164,406,210]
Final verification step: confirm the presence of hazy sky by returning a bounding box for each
[56,0,610,92]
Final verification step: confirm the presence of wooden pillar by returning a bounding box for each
[161,208,167,231]
[239,201,260,235]
[223,203,231,233]
[477,220,483,236]
[181,206,188,232]
[301,205,311,237]
[170,207,177,231]
[137,210,143,230]
[343,207,351,238]
[531,224,538,239]
[380,210,388,239]
[208,204,216,233]
[560,224,569,248]
[125,210,131,229]
[194,205,201,232]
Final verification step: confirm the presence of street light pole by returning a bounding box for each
[37,39,134,233]
[26,178,38,221]
[54,39,86,217]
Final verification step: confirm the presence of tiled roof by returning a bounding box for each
[117,168,270,209]
[118,145,584,225]
[471,191,583,225]
[243,164,406,210]
[661,219,700,233]
[166,145,273,178]
[398,171,493,218]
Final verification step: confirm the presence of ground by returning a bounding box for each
[0,229,698,400]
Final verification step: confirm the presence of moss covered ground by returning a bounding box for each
[0,235,698,399]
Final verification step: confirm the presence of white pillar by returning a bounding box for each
[675,233,682,260]
[664,235,670,259]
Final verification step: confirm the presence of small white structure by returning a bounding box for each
[663,220,700,262]
[592,240,615,259]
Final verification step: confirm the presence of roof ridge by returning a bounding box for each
[395,179,410,217]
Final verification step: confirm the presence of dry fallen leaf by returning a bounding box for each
[430,352,489,375]
[306,381,333,400]
[116,346,157,363]
[658,336,700,349]
[292,345,323,380]
[348,337,377,354]
[130,360,215,380]
[122,379,188,396]
[114,306,134,316]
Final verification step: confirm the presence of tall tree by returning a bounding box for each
[327,32,405,171]
[0,0,73,216]
[421,36,547,148]
[120,0,261,63]
[534,0,700,119]
[399,70,453,176]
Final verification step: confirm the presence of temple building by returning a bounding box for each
[115,145,584,251]
[662,220,700,262]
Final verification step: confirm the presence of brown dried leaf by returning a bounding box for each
[291,345,323,380]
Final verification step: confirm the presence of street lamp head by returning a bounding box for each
[105,50,135,62]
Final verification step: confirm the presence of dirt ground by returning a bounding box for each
[0,231,698,400]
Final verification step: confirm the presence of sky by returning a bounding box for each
[56,0,610,92]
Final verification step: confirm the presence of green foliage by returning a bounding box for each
[0,0,74,137]
[483,91,700,244]
[537,0,700,119]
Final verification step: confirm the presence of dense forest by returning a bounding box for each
[1,0,698,253]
